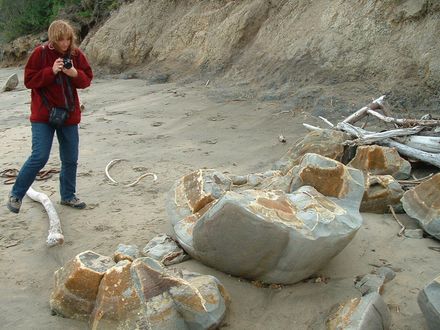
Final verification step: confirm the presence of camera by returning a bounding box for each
[63,57,72,69]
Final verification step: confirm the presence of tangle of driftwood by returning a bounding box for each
[303,95,440,168]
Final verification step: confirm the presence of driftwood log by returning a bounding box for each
[26,187,64,247]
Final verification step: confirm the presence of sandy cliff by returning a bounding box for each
[81,0,440,112]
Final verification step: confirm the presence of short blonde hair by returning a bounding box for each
[48,20,78,54]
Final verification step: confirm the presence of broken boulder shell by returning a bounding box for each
[401,173,440,240]
[168,156,364,284]
[348,145,411,180]
[166,169,232,226]
[289,153,365,210]
[51,252,229,329]
[273,129,350,174]
[50,250,116,319]
[360,174,404,213]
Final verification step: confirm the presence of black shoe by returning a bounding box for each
[60,196,86,209]
[7,196,22,213]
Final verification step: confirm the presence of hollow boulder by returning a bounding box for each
[169,154,364,284]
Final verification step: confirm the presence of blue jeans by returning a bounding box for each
[11,122,79,201]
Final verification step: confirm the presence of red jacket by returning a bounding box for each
[24,44,93,125]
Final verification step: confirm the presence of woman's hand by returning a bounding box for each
[52,58,64,75]
[62,66,78,78]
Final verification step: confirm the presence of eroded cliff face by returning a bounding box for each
[80,0,440,112]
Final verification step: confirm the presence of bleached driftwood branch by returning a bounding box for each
[303,123,323,132]
[342,95,386,124]
[318,116,334,127]
[377,139,440,168]
[336,122,424,145]
[26,187,64,247]
[395,135,440,153]
[366,109,440,127]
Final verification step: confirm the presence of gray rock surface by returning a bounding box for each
[142,233,188,265]
[418,275,440,330]
[327,292,391,330]
[113,243,140,262]
[2,73,18,92]
[355,274,386,296]
[402,174,440,240]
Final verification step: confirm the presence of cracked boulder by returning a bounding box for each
[418,275,440,330]
[289,153,365,210]
[348,145,411,179]
[166,169,232,226]
[51,252,229,329]
[360,174,404,213]
[327,292,391,330]
[402,173,440,240]
[168,155,364,284]
[50,251,116,319]
[273,129,350,174]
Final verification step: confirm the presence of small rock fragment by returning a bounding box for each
[327,292,391,330]
[114,243,140,262]
[355,274,386,296]
[404,228,424,239]
[2,73,19,92]
[376,267,396,283]
[142,233,188,265]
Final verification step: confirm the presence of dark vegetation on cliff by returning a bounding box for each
[0,0,126,43]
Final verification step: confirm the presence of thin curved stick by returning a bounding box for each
[397,173,433,184]
[389,205,405,237]
[125,172,158,187]
[105,159,126,184]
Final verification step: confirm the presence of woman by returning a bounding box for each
[7,20,93,213]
